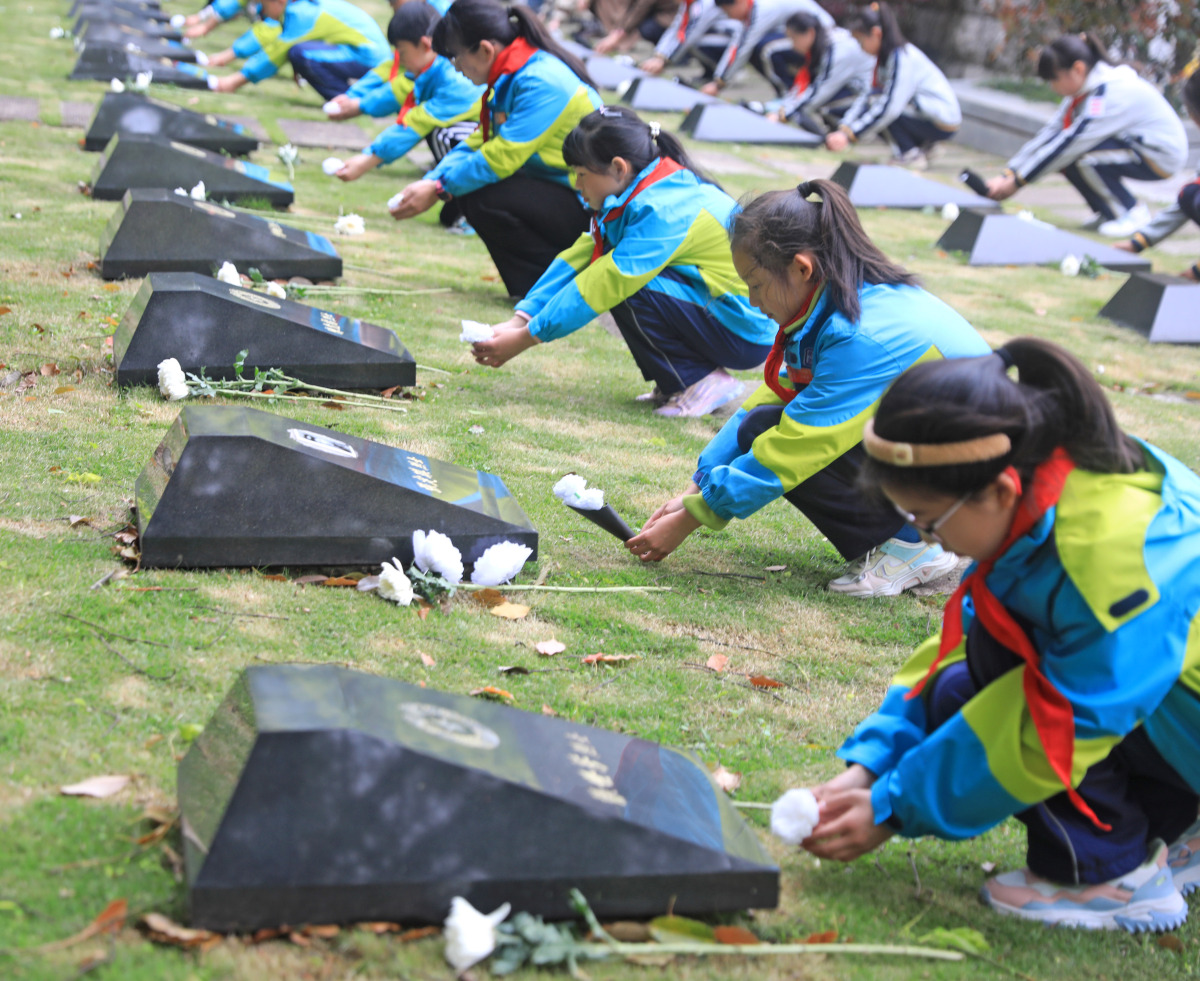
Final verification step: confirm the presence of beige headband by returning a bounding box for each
[862,418,1012,467]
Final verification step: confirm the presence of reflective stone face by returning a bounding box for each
[84,92,257,154]
[936,211,1153,270]
[71,47,207,84]
[829,162,999,210]
[1099,272,1200,343]
[99,190,342,281]
[91,135,292,206]
[135,405,538,568]
[682,104,824,145]
[623,78,717,113]
[180,665,779,930]
[73,10,183,41]
[114,272,415,389]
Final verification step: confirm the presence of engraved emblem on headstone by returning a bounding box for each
[399,702,501,750]
[286,428,358,458]
[170,140,208,158]
[229,288,281,310]
[317,310,343,335]
[194,200,235,219]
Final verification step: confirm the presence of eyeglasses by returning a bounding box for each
[890,494,969,546]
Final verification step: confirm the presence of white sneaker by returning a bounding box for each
[889,147,928,171]
[1168,814,1200,896]
[1097,203,1150,238]
[827,538,959,597]
[1080,212,1106,231]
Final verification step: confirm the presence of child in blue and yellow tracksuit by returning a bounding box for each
[626,180,989,597]
[332,3,482,184]
[469,106,776,418]
[386,0,602,298]
[205,0,390,100]
[804,337,1200,933]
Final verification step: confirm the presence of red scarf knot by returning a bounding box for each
[479,36,539,142]
[761,283,821,403]
[588,157,684,263]
[904,449,1109,831]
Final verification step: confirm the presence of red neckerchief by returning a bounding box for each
[396,57,434,126]
[790,63,811,97]
[479,37,539,141]
[1063,93,1086,129]
[676,0,691,43]
[905,449,1110,832]
[388,49,401,82]
[589,157,684,263]
[723,0,754,72]
[761,282,820,403]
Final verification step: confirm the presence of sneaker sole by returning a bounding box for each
[982,887,1188,933]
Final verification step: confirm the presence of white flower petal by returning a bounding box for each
[215,261,241,285]
[322,156,344,176]
[190,180,206,201]
[770,788,820,845]
[412,530,463,584]
[940,202,959,222]
[334,213,365,236]
[157,358,189,401]
[1059,254,1081,277]
[443,897,511,973]
[459,320,494,343]
[378,557,414,606]
[470,541,533,586]
[265,282,286,299]
[110,78,125,93]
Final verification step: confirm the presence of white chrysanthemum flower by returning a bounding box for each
[443,897,511,974]
[206,74,220,91]
[134,71,153,91]
[110,78,125,93]
[459,320,494,343]
[157,358,189,401]
[190,180,206,201]
[265,281,286,299]
[553,473,604,510]
[387,190,405,211]
[770,787,820,845]
[378,557,414,606]
[334,213,365,236]
[1016,209,1036,223]
[170,13,186,28]
[195,50,210,66]
[174,187,188,196]
[277,143,299,166]
[322,156,344,176]
[49,26,66,39]
[471,541,533,586]
[322,99,342,116]
[940,202,959,222]
[216,261,240,285]
[412,529,463,584]
[1060,254,1081,277]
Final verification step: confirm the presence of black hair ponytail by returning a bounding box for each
[843,2,906,65]
[860,338,1145,498]
[1037,32,1113,81]
[729,179,915,322]
[431,0,594,88]
[1182,70,1200,116]
[388,0,440,47]
[562,106,721,188]
[784,11,828,75]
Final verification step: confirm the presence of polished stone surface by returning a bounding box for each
[114,272,416,389]
[71,0,168,20]
[1099,271,1200,343]
[620,77,716,113]
[136,405,538,568]
[91,134,292,206]
[74,9,183,40]
[584,56,647,91]
[936,210,1152,271]
[830,161,998,210]
[99,189,342,281]
[179,664,778,930]
[77,33,201,63]
[72,47,208,86]
[84,92,257,154]
[680,103,823,145]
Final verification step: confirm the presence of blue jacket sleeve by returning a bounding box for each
[368,124,423,163]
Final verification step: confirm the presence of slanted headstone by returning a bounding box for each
[114,272,416,389]
[77,34,201,63]
[277,118,369,150]
[84,91,258,154]
[179,664,779,930]
[73,1,172,24]
[830,161,998,210]
[135,405,538,568]
[1099,272,1200,343]
[680,103,823,145]
[78,17,182,47]
[935,210,1151,272]
[91,134,292,207]
[620,77,716,113]
[583,55,647,91]
[99,189,342,280]
[71,47,208,87]
[74,9,183,40]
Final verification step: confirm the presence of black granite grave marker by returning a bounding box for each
[70,0,166,18]
[179,664,778,930]
[84,92,258,154]
[620,77,716,113]
[115,272,416,388]
[583,55,647,91]
[830,161,997,210]
[136,405,538,568]
[78,17,181,47]
[99,189,342,280]
[680,103,823,145]
[91,134,293,207]
[935,210,1151,272]
[1098,272,1200,343]
[71,47,208,87]
[77,34,201,64]
[74,9,183,40]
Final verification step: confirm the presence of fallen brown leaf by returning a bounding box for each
[419,652,435,667]
[260,574,288,582]
[1158,935,1184,953]
[37,899,128,952]
[102,283,120,292]
[40,362,60,376]
[714,925,760,945]
[293,574,328,585]
[359,922,401,934]
[541,703,558,717]
[140,912,218,948]
[320,577,359,587]
[61,775,130,798]
[581,653,638,665]
[397,925,440,942]
[705,653,729,672]
[711,765,742,793]
[302,924,339,939]
[471,587,506,608]
[535,639,566,656]
[490,601,530,620]
[764,564,787,572]
[54,385,76,395]
[805,929,838,944]
[469,686,515,702]
[68,515,93,528]
[0,306,10,315]
[602,921,652,943]
[749,675,783,689]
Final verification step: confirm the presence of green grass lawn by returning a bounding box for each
[4,3,1200,980]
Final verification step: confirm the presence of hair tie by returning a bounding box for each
[796,180,814,198]
[994,347,1015,370]
[648,120,661,141]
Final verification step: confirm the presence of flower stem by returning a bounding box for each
[455,584,671,593]
[294,285,453,297]
[205,389,408,413]
[601,941,963,961]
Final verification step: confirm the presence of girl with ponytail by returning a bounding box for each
[986,32,1187,238]
[471,106,776,418]
[808,338,1200,932]
[827,1,960,169]
[768,12,875,134]
[387,0,602,298]
[627,179,989,595]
